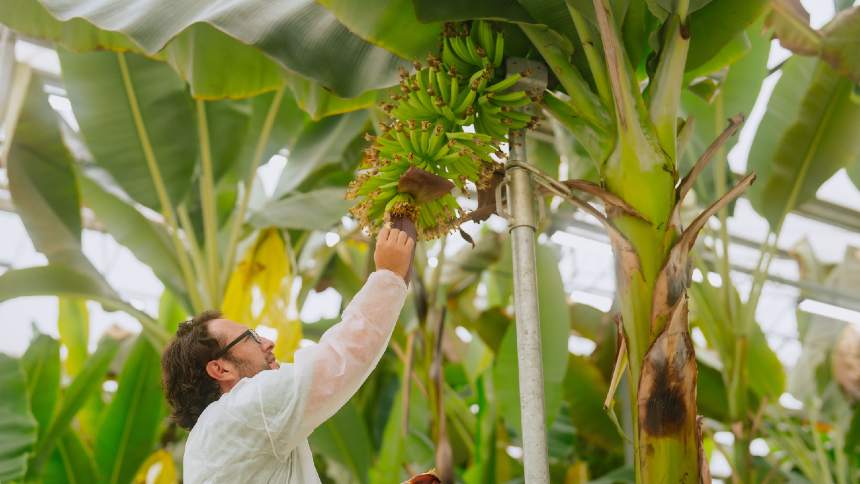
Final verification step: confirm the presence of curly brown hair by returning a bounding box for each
[161,310,226,430]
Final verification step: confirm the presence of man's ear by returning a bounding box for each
[206,359,232,382]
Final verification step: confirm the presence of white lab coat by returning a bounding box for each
[182,270,408,483]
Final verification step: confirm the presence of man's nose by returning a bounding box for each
[261,337,275,352]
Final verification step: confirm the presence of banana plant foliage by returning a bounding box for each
[2,0,860,482]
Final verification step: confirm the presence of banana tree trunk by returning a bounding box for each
[532,1,756,481]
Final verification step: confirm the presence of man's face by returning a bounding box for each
[208,318,279,380]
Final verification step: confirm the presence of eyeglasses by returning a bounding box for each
[214,329,262,359]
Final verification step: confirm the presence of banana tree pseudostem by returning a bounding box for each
[521,1,756,480]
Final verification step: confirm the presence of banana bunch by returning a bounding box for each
[385,60,492,126]
[474,75,536,138]
[348,20,538,240]
[361,122,490,187]
[441,20,504,75]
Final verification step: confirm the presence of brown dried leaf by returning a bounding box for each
[456,168,504,226]
[398,166,455,203]
[560,179,647,220]
[766,0,820,57]
[458,227,475,248]
[405,471,441,484]
[653,173,755,328]
[676,114,745,204]
[604,328,628,410]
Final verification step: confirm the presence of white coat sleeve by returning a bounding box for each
[293,269,407,437]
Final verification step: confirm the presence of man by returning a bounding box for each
[161,227,415,483]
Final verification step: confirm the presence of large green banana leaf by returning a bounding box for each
[285,71,379,121]
[249,188,354,230]
[26,335,121,478]
[747,56,860,229]
[58,49,197,212]
[0,354,38,481]
[1,0,410,98]
[563,356,623,451]
[767,2,860,83]
[689,281,785,400]
[273,110,370,198]
[310,401,374,484]
[6,72,104,280]
[411,0,766,73]
[234,88,309,179]
[163,23,284,99]
[42,431,100,484]
[493,243,569,436]
[0,265,168,348]
[680,21,769,204]
[0,0,139,52]
[317,0,440,60]
[20,335,61,445]
[77,173,189,308]
[94,334,165,484]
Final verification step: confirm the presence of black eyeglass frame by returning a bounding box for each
[213,329,262,359]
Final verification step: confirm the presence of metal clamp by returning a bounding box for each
[495,167,546,228]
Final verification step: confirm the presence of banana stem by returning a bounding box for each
[566,4,612,107]
[178,205,212,309]
[713,97,735,321]
[592,0,645,135]
[196,99,221,304]
[220,85,286,289]
[648,9,690,159]
[117,52,204,311]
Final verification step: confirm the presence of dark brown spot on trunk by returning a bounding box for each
[642,356,687,436]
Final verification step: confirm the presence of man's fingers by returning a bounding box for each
[396,230,409,246]
[378,227,391,242]
[405,237,415,251]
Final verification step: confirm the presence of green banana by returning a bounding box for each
[485,73,521,93]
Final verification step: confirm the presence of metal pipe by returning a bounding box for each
[508,129,550,483]
[506,58,550,484]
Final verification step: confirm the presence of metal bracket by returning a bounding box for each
[495,171,546,228]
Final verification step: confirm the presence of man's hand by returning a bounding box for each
[374,227,415,281]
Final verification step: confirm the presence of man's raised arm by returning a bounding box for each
[294,227,414,436]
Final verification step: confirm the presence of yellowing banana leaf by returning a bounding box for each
[133,449,177,484]
[274,319,303,363]
[222,229,292,328]
[57,299,89,378]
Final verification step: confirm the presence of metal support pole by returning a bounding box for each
[505,58,549,484]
